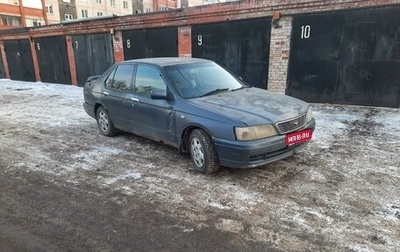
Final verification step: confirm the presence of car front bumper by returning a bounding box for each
[213,119,316,169]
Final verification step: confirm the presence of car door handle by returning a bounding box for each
[130,97,139,102]
[103,91,109,96]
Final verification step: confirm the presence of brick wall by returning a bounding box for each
[0,41,9,79]
[268,16,292,93]
[113,30,124,63]
[178,26,191,57]
[65,35,77,85]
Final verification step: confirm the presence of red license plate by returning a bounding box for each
[285,129,313,146]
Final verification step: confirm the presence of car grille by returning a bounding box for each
[277,114,307,134]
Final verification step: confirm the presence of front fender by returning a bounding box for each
[176,112,236,152]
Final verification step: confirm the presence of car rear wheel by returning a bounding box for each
[96,106,117,137]
[189,129,219,174]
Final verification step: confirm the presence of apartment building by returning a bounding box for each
[132,0,178,13]
[0,0,47,29]
[0,0,236,29]
[181,0,203,7]
[43,0,133,24]
[43,0,61,23]
[135,0,216,13]
[203,0,238,3]
[75,0,133,19]
[132,0,237,14]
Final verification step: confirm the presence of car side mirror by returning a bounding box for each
[150,89,168,100]
[86,75,100,83]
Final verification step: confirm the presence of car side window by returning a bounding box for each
[134,65,166,95]
[105,68,116,88]
[105,65,134,90]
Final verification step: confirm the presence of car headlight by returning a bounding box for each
[235,125,277,141]
[306,107,313,122]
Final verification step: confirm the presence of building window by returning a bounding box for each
[81,10,88,18]
[145,8,151,13]
[45,5,53,14]
[110,0,115,6]
[97,12,103,16]
[32,19,43,26]
[96,0,102,3]
[0,15,22,27]
[123,1,129,9]
[64,14,73,20]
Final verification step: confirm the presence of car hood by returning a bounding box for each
[188,87,309,125]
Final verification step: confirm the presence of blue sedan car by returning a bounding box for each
[83,58,315,174]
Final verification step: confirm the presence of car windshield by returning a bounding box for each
[165,62,246,99]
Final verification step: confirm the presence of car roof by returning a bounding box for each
[123,57,212,67]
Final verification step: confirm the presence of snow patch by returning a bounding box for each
[103,171,142,185]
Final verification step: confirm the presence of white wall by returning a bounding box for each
[22,0,43,9]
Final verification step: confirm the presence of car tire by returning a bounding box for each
[189,129,220,174]
[96,106,117,137]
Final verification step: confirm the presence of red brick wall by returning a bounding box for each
[156,0,178,9]
[29,38,41,82]
[66,36,77,85]
[0,41,10,79]
[113,30,124,63]
[178,26,191,57]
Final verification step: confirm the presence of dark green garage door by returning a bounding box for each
[288,6,400,108]
[191,18,271,89]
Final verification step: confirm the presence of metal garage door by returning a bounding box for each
[288,6,400,108]
[3,39,36,82]
[72,33,114,86]
[122,27,178,60]
[191,17,271,89]
[35,36,71,84]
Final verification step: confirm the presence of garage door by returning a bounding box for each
[72,33,114,86]
[3,39,36,82]
[122,27,178,60]
[35,36,71,84]
[287,6,400,108]
[191,17,271,89]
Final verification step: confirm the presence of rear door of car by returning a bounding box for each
[101,64,136,130]
[131,64,176,146]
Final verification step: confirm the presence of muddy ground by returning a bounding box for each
[0,80,399,251]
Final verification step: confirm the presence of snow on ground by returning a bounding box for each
[0,79,399,251]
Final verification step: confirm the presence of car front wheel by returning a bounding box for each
[96,106,117,137]
[189,129,219,174]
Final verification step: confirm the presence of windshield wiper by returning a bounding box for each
[200,88,230,97]
[231,86,247,91]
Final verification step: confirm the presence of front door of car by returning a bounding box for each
[101,64,136,130]
[131,64,176,145]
